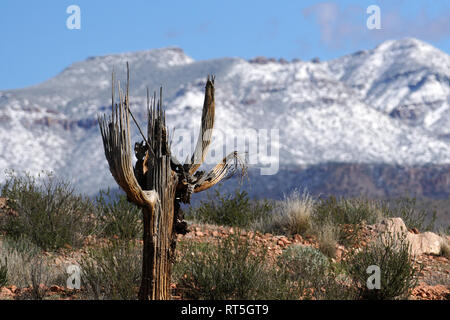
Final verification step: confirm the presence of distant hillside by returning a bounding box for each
[0,38,449,198]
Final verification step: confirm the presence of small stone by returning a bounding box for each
[195,231,204,237]
[212,231,219,237]
[50,285,62,292]
[8,285,17,293]
[1,287,12,296]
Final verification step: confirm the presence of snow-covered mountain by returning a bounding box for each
[327,38,450,138]
[0,38,449,196]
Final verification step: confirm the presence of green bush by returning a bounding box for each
[186,187,273,228]
[0,171,97,250]
[314,196,384,227]
[0,256,7,288]
[312,196,384,246]
[173,233,296,300]
[385,197,436,232]
[173,232,354,300]
[441,241,450,259]
[95,189,142,239]
[315,222,339,258]
[278,245,355,300]
[0,236,65,295]
[279,245,329,279]
[80,239,142,300]
[345,231,419,300]
[0,236,38,288]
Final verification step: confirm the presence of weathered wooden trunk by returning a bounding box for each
[138,141,178,299]
[98,65,244,300]
[139,169,177,299]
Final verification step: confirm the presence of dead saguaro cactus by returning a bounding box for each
[98,64,245,300]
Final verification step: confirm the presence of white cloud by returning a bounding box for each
[302,2,450,49]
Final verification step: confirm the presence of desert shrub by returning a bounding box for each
[279,245,329,279]
[255,189,315,236]
[312,196,384,246]
[345,231,419,300]
[80,239,142,300]
[385,197,436,232]
[0,236,39,288]
[315,222,339,258]
[95,189,142,239]
[28,257,51,300]
[174,234,355,300]
[0,236,65,295]
[173,233,294,300]
[186,188,273,228]
[0,256,7,288]
[0,171,97,250]
[278,245,355,300]
[314,196,384,227]
[440,237,450,259]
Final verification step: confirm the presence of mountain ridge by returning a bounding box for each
[0,38,449,196]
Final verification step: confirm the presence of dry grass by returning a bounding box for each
[315,222,339,258]
[440,237,450,259]
[254,189,315,236]
[0,237,66,294]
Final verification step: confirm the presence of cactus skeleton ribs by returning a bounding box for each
[98,64,245,300]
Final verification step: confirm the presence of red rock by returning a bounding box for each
[8,285,17,293]
[195,231,204,237]
[212,231,219,237]
[49,285,63,292]
[1,287,13,296]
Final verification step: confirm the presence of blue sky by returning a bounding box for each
[0,0,449,90]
